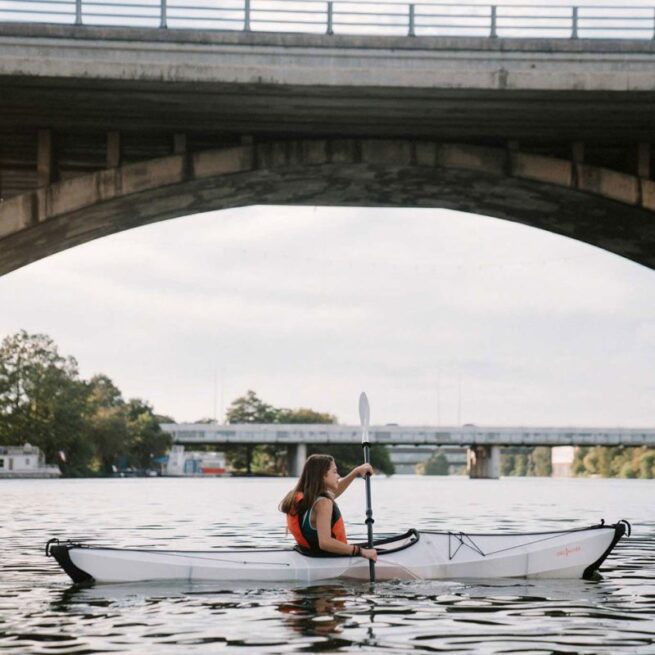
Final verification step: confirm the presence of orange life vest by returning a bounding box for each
[287,491,347,549]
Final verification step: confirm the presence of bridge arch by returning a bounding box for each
[2,138,654,275]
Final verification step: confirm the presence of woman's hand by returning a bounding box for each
[335,463,375,498]
[361,547,377,562]
[354,463,374,478]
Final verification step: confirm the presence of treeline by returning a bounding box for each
[502,445,655,478]
[422,446,655,478]
[0,331,171,476]
[221,390,394,476]
[572,446,655,479]
[419,446,554,477]
[501,447,552,477]
[0,331,393,478]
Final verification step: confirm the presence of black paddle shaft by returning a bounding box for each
[362,441,376,583]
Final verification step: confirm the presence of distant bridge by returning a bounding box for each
[161,423,655,478]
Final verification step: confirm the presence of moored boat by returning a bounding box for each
[46,520,629,585]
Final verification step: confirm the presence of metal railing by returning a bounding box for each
[1,0,655,39]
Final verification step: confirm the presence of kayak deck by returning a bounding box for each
[46,521,630,585]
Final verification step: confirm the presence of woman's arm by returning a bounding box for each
[315,498,377,562]
[334,463,374,498]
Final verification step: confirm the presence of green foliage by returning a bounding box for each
[421,451,449,475]
[571,445,655,479]
[500,447,551,477]
[86,375,128,474]
[126,399,172,469]
[0,331,90,475]
[529,447,552,477]
[500,453,515,477]
[226,390,278,424]
[278,407,337,424]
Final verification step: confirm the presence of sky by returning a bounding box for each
[1,205,654,428]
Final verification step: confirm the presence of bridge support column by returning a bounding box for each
[467,445,500,479]
[287,443,307,477]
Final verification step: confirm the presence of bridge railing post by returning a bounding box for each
[159,0,167,29]
[326,1,333,35]
[244,0,251,31]
[408,3,415,37]
[490,5,497,38]
[75,0,82,25]
[571,6,578,39]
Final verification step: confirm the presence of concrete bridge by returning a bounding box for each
[2,23,655,273]
[161,423,655,477]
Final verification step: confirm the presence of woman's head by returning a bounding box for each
[298,454,335,492]
[279,454,337,515]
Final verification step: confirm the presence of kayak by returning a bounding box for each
[46,520,629,585]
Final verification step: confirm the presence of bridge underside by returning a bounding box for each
[1,140,655,275]
[2,26,655,272]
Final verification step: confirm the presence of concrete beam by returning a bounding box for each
[2,139,655,273]
[3,26,655,93]
[161,424,655,447]
[288,443,307,477]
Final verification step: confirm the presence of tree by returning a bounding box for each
[501,453,515,477]
[126,399,172,470]
[529,447,552,477]
[0,331,90,475]
[422,451,449,475]
[639,451,655,479]
[277,408,336,424]
[513,452,528,476]
[571,446,588,476]
[86,375,128,474]
[226,390,278,424]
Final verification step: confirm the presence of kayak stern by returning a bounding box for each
[46,539,94,584]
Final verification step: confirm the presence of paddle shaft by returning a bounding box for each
[362,440,376,583]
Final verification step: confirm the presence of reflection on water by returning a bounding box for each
[1,477,654,653]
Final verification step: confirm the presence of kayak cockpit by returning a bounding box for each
[293,528,420,558]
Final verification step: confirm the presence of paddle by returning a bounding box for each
[358,391,375,583]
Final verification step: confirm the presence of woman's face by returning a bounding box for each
[323,460,339,492]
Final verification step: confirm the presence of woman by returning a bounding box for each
[279,454,377,561]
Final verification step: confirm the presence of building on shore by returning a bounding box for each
[164,445,229,476]
[551,446,575,477]
[0,444,61,478]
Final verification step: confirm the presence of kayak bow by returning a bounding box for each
[46,520,629,585]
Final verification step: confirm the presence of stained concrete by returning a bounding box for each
[1,141,654,274]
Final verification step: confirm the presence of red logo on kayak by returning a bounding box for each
[556,545,581,557]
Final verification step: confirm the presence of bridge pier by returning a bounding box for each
[287,443,307,477]
[467,445,501,479]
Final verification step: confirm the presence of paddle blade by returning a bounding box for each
[359,392,370,443]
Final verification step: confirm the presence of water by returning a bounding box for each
[1,476,654,653]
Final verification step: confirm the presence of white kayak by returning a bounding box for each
[46,520,629,585]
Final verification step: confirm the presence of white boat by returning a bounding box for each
[46,520,629,585]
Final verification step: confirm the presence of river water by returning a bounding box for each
[1,476,654,653]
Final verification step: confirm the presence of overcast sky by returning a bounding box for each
[1,205,653,427]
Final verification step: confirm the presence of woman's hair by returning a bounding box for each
[279,454,335,516]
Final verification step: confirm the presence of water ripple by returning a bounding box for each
[1,477,654,653]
